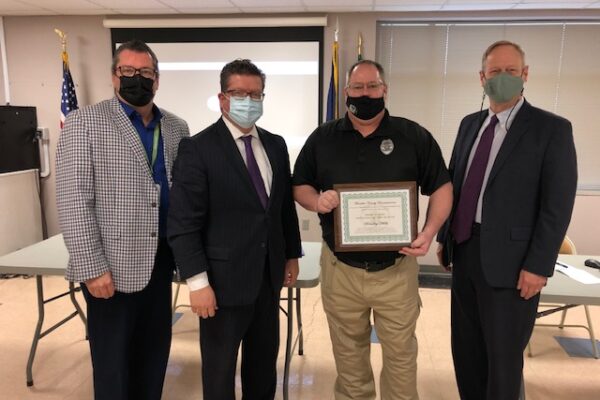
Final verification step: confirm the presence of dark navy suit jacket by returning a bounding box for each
[168,118,302,306]
[440,100,577,288]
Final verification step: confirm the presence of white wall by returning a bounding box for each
[0,170,43,255]
[0,12,598,258]
[1,16,113,241]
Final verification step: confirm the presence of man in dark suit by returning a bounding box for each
[438,40,578,399]
[168,59,302,400]
[57,40,189,399]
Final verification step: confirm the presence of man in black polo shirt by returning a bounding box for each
[293,59,452,400]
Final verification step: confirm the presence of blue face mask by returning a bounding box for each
[227,96,263,129]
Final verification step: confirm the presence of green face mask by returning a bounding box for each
[483,72,524,103]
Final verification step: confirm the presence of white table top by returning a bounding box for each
[10,237,595,303]
[542,254,600,306]
[0,235,322,289]
[0,234,68,276]
[296,242,321,288]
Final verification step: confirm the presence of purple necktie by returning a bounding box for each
[451,115,499,244]
[241,135,269,209]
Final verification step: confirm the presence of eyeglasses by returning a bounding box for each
[224,89,265,101]
[347,82,385,92]
[116,65,157,80]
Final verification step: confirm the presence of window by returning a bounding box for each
[377,21,600,190]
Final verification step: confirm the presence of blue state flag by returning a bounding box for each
[326,40,339,121]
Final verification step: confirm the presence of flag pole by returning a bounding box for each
[326,19,340,121]
[57,28,79,129]
[357,33,363,61]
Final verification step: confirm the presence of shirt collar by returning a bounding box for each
[222,115,259,141]
[119,100,162,129]
[340,109,391,137]
[488,96,524,131]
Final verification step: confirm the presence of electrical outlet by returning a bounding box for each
[301,219,310,231]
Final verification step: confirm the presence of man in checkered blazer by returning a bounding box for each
[56,40,189,400]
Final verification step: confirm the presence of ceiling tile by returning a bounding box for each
[232,0,304,6]
[374,4,444,12]
[306,5,373,12]
[166,8,241,14]
[112,7,177,14]
[0,9,56,15]
[375,0,443,4]
[0,0,598,16]
[521,0,591,3]
[445,0,516,3]
[303,0,372,5]
[18,0,105,10]
[513,2,591,8]
[238,6,308,13]
[92,0,169,8]
[442,3,516,10]
[159,0,235,6]
[0,0,43,10]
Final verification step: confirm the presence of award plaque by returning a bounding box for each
[333,182,417,252]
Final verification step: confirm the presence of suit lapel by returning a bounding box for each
[486,100,531,186]
[258,128,277,209]
[215,119,267,209]
[159,113,175,182]
[454,114,484,191]
[110,97,153,180]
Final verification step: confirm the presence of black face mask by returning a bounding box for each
[346,96,385,120]
[119,75,154,107]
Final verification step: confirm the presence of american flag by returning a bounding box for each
[60,52,78,128]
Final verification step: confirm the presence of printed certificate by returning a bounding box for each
[333,182,417,252]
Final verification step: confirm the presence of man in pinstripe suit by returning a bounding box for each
[56,40,189,400]
[168,59,302,400]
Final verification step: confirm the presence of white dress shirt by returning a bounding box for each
[464,97,524,223]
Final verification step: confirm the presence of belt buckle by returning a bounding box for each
[364,261,379,272]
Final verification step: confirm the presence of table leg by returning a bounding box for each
[26,275,45,387]
[69,282,87,326]
[296,288,304,356]
[283,287,293,400]
[583,305,599,359]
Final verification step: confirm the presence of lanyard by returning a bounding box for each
[150,123,160,169]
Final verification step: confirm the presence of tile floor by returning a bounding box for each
[1,275,599,399]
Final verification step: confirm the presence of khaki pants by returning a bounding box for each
[320,243,420,400]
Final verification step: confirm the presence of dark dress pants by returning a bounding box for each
[82,239,175,400]
[451,228,540,400]
[200,272,280,400]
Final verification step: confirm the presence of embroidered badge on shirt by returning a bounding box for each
[380,139,394,155]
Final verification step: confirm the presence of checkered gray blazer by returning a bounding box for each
[56,97,189,293]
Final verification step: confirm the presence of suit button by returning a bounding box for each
[151,202,157,208]
[150,232,157,237]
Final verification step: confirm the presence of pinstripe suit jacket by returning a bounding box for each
[56,97,189,293]
[168,118,302,307]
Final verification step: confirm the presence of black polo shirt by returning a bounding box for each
[293,110,450,263]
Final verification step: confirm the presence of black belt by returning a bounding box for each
[337,255,402,272]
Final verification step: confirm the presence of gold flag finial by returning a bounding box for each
[54,28,68,64]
